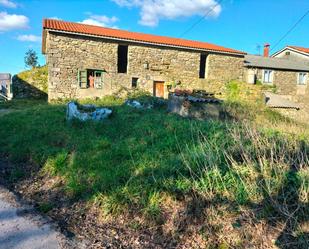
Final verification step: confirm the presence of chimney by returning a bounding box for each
[263,43,270,57]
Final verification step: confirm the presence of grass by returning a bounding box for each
[9,166,25,181]
[14,65,48,93]
[0,83,309,247]
[37,201,54,213]
[0,99,46,110]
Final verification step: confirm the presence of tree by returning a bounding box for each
[24,49,38,69]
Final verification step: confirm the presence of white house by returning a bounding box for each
[271,46,309,65]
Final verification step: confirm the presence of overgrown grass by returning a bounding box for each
[14,65,48,94]
[0,99,46,110]
[0,86,309,247]
[182,123,309,203]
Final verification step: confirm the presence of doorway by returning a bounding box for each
[153,81,165,98]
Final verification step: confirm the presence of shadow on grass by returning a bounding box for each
[0,97,309,248]
[258,141,309,248]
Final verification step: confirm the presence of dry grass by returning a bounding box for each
[0,82,308,248]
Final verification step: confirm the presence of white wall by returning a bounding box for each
[273,48,309,64]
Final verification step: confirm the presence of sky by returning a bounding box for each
[0,0,308,75]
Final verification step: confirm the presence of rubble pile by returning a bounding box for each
[66,101,112,121]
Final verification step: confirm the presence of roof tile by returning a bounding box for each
[43,19,246,55]
[288,46,309,54]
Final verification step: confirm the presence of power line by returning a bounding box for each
[270,9,309,52]
[179,0,223,38]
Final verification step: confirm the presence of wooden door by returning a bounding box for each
[154,81,165,98]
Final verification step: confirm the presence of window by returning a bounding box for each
[118,45,128,73]
[199,53,207,79]
[78,69,104,89]
[285,51,290,56]
[263,70,273,83]
[298,72,307,85]
[79,70,87,88]
[132,77,138,88]
[93,71,103,88]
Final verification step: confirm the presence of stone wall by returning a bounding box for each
[46,31,244,101]
[244,67,309,107]
[273,70,298,96]
[206,54,244,81]
[13,66,48,99]
[272,50,309,108]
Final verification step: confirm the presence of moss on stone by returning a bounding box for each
[13,65,48,99]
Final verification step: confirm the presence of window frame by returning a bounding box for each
[94,70,104,89]
[263,69,273,84]
[297,72,307,85]
[78,69,105,89]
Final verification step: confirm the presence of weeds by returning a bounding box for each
[181,122,309,203]
[226,80,241,101]
[0,95,309,248]
[37,202,54,213]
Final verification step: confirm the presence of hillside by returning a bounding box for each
[12,66,48,99]
[0,82,308,248]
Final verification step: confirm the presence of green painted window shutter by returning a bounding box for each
[78,70,87,88]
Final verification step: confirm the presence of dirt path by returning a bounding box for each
[0,186,75,249]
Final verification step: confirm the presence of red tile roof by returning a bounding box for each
[42,19,246,55]
[288,46,309,54]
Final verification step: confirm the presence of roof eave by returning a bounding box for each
[42,29,47,54]
[271,46,309,57]
[287,46,309,56]
[244,64,309,72]
[44,28,246,56]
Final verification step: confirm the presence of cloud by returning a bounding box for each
[0,0,17,8]
[49,16,61,20]
[80,14,119,28]
[112,0,222,27]
[17,34,41,42]
[0,11,28,31]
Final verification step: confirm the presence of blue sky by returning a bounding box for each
[0,0,308,75]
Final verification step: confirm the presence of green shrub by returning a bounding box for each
[226,80,241,100]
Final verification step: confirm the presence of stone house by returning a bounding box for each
[244,45,309,104]
[42,19,246,101]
